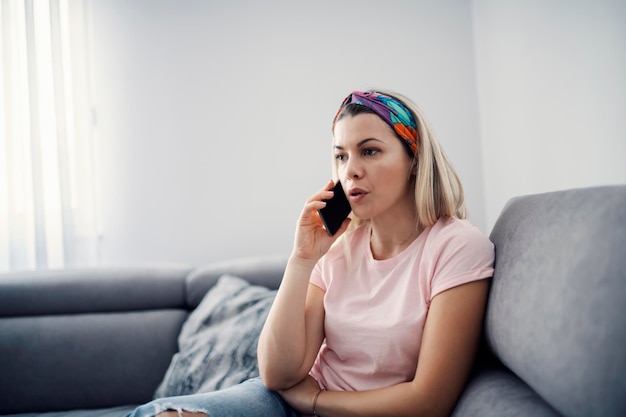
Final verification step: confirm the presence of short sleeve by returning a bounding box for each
[310,259,326,291]
[430,220,495,300]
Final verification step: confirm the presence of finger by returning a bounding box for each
[298,202,326,229]
[306,186,334,204]
[302,199,327,214]
[323,179,335,191]
[316,180,336,198]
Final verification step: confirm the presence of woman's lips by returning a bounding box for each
[348,188,368,203]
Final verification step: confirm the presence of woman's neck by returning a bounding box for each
[369,209,422,260]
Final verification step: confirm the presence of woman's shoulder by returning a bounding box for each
[428,216,494,253]
[431,216,489,237]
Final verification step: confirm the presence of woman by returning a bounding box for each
[128,90,494,417]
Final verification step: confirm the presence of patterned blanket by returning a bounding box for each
[154,274,276,397]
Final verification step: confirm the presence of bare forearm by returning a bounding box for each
[314,382,449,417]
[257,256,319,389]
[259,181,348,389]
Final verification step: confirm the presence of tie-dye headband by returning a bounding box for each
[333,91,419,155]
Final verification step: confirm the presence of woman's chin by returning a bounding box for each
[351,208,373,221]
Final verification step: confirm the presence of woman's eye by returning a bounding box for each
[363,148,379,156]
[334,154,346,161]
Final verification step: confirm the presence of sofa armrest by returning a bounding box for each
[0,309,186,414]
[0,266,192,414]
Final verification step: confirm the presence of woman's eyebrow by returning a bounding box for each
[334,138,383,150]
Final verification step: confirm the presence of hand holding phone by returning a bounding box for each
[318,181,352,236]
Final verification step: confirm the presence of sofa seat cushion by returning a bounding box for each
[154,274,276,398]
[452,364,561,417]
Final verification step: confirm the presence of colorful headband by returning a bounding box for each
[332,91,419,155]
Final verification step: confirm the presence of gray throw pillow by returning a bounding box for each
[154,274,276,398]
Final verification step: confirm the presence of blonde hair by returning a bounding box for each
[332,90,466,231]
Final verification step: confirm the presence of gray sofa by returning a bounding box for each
[1,185,624,417]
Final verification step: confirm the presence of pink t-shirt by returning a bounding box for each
[308,217,495,392]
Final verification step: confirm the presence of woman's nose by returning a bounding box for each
[345,157,363,179]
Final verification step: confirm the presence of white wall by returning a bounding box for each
[90,0,486,266]
[473,0,626,229]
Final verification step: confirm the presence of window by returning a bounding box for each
[0,0,98,271]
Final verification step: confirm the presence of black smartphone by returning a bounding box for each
[318,181,352,236]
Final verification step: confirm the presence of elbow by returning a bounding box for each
[259,368,298,392]
[260,376,288,392]
[258,360,304,391]
[258,332,316,390]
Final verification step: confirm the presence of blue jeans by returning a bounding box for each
[125,378,300,417]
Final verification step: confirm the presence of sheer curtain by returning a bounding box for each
[0,0,99,272]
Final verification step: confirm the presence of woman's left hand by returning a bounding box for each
[278,375,322,414]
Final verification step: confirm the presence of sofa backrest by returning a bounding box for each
[185,255,287,308]
[485,185,626,417]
